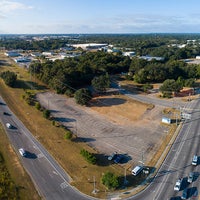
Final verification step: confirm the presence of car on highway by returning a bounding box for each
[187,172,195,183]
[19,148,26,157]
[192,155,198,166]
[108,152,117,161]
[170,197,181,200]
[3,112,10,115]
[174,178,182,191]
[6,123,12,129]
[181,188,189,199]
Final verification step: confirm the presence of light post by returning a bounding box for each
[124,167,129,186]
[92,176,97,194]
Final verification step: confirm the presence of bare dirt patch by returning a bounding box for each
[90,95,150,125]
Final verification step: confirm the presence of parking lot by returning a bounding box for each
[37,92,169,168]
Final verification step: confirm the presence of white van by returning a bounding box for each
[132,165,143,176]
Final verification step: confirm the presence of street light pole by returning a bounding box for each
[92,176,96,194]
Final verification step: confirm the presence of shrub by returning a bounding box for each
[43,109,50,119]
[35,102,41,110]
[80,149,96,164]
[101,172,119,190]
[64,130,72,140]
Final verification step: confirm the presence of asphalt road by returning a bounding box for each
[0,96,94,200]
[126,97,200,200]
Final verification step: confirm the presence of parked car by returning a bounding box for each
[187,172,195,183]
[132,165,144,176]
[108,152,117,161]
[19,148,26,157]
[114,154,123,163]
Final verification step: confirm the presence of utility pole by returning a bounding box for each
[124,167,129,185]
[92,176,97,194]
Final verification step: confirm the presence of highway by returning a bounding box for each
[0,96,94,200]
[128,97,200,200]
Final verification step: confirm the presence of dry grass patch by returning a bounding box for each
[90,95,152,125]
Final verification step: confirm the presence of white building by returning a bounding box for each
[140,55,164,61]
[14,57,31,63]
[42,52,54,56]
[5,51,21,57]
[123,51,136,57]
[72,43,108,50]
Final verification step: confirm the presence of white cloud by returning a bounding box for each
[0,0,33,13]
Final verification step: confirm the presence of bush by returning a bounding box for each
[101,172,119,190]
[35,102,41,110]
[43,109,50,119]
[80,149,96,164]
[64,130,72,140]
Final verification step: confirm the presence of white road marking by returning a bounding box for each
[60,182,68,190]
[37,153,44,158]
[53,170,58,175]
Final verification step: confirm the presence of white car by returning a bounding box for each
[19,148,26,157]
[174,178,182,191]
[6,123,12,129]
[192,155,198,166]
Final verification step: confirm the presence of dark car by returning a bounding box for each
[108,152,117,161]
[3,112,10,115]
[187,172,195,183]
[170,197,181,200]
[181,188,188,199]
[114,154,123,163]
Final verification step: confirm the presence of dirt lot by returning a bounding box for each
[37,92,168,167]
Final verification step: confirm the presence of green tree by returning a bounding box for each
[0,71,17,87]
[74,88,92,105]
[160,79,182,97]
[92,74,110,93]
[101,172,119,190]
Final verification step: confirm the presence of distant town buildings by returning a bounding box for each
[123,51,136,57]
[14,57,31,63]
[71,43,108,50]
[139,55,164,61]
[5,51,21,57]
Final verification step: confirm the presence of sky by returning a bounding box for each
[1,0,200,34]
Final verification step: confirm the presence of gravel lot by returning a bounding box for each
[37,92,168,167]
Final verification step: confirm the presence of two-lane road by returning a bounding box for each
[0,97,94,200]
